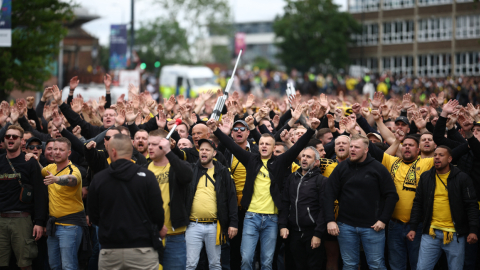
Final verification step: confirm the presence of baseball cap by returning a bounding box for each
[197,139,216,150]
[233,120,248,128]
[366,133,383,143]
[395,116,410,126]
[26,137,42,147]
[474,122,480,127]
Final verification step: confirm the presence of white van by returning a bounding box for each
[159,65,220,98]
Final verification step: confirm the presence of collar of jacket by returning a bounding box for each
[294,166,321,178]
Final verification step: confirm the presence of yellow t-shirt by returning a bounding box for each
[42,162,83,225]
[431,172,455,232]
[148,163,186,235]
[381,153,434,223]
[231,155,246,206]
[248,160,277,214]
[190,167,217,221]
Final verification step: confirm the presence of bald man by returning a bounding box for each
[172,123,228,166]
[88,134,164,270]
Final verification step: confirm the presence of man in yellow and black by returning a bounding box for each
[146,129,193,270]
[214,117,260,270]
[184,139,238,270]
[207,104,320,270]
[171,123,228,166]
[407,146,478,269]
[0,125,48,270]
[42,137,88,270]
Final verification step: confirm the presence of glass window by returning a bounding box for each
[383,20,414,44]
[417,54,452,77]
[382,56,414,76]
[417,17,452,42]
[349,0,379,12]
[455,52,480,75]
[456,15,480,39]
[352,58,379,73]
[383,0,414,9]
[418,0,452,6]
[352,23,379,46]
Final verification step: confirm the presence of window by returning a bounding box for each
[417,17,452,42]
[455,52,480,76]
[456,0,473,2]
[352,58,379,73]
[456,15,480,39]
[349,0,379,12]
[417,54,452,77]
[383,56,414,76]
[352,24,379,46]
[418,0,452,6]
[383,0,414,9]
[383,21,414,44]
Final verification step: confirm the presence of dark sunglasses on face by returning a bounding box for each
[27,145,42,150]
[233,127,246,132]
[105,136,112,141]
[5,134,21,140]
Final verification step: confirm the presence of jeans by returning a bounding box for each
[417,230,465,270]
[186,222,221,270]
[240,212,278,270]
[230,207,246,270]
[221,239,231,270]
[387,221,422,270]
[47,225,83,270]
[464,209,480,270]
[337,222,387,270]
[88,225,100,270]
[163,234,187,270]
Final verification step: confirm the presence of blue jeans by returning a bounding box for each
[47,225,83,270]
[337,222,387,270]
[240,212,278,270]
[88,225,100,270]
[387,221,422,270]
[185,222,221,270]
[163,234,186,270]
[417,230,465,270]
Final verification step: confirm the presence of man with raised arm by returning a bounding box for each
[206,104,319,270]
[42,137,87,270]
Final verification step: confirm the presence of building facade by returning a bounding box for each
[348,0,480,76]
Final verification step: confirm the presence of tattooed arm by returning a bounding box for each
[43,172,78,187]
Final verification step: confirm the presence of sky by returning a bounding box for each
[81,0,348,46]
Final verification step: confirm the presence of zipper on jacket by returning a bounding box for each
[295,174,306,231]
[307,207,315,223]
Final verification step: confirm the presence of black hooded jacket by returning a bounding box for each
[324,154,399,228]
[279,167,327,238]
[88,159,164,249]
[186,160,238,232]
[410,165,478,236]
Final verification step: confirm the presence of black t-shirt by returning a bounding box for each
[0,152,48,226]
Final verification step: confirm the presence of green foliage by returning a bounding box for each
[0,0,74,100]
[210,45,231,65]
[134,19,190,73]
[273,0,361,73]
[252,56,276,70]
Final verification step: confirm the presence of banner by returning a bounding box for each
[235,32,246,55]
[0,0,11,47]
[109,24,127,70]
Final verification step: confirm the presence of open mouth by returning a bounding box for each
[236,135,243,139]
[434,161,441,166]
[7,142,14,147]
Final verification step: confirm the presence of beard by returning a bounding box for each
[336,150,349,160]
[201,157,214,166]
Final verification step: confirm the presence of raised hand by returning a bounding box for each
[52,111,64,130]
[104,74,112,90]
[371,110,381,121]
[177,94,186,106]
[467,103,479,119]
[156,110,167,129]
[86,141,96,150]
[128,83,139,98]
[71,97,83,114]
[272,115,280,128]
[329,99,338,113]
[206,118,218,132]
[458,114,473,132]
[395,129,406,142]
[319,93,329,109]
[326,114,337,132]
[70,76,80,90]
[43,105,53,122]
[361,107,371,119]
[413,112,427,131]
[10,106,19,123]
[380,104,390,119]
[310,118,320,130]
[245,94,255,109]
[369,92,384,109]
[442,99,459,116]
[41,87,53,102]
[351,103,361,115]
[245,115,255,130]
[16,99,27,117]
[72,125,82,138]
[115,109,126,126]
[402,93,412,110]
[164,95,176,112]
[52,85,62,104]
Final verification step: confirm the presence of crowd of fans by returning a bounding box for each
[1,73,480,270]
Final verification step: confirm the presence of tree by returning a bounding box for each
[0,0,74,100]
[134,19,190,72]
[153,0,232,63]
[273,0,361,73]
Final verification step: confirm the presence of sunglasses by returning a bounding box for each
[27,145,42,150]
[5,134,21,140]
[105,136,112,141]
[233,127,247,132]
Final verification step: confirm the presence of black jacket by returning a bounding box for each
[213,127,315,211]
[87,159,164,249]
[410,165,478,236]
[84,145,148,178]
[186,160,238,232]
[161,152,194,230]
[279,167,327,238]
[324,154,399,228]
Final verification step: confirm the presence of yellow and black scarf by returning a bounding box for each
[390,156,420,192]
